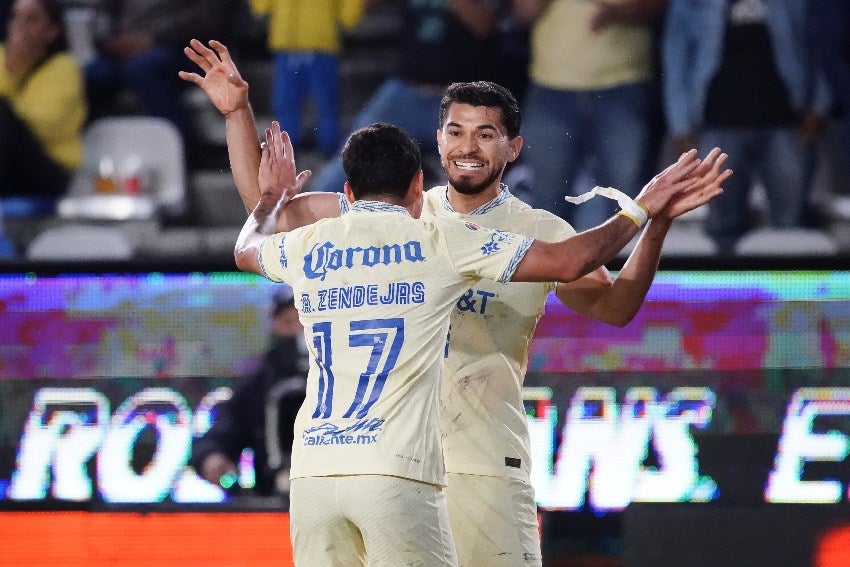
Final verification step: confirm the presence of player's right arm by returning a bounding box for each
[513,214,644,283]
[553,148,731,325]
[513,149,721,283]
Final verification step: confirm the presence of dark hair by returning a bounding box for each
[439,81,521,139]
[39,0,69,56]
[271,287,295,316]
[341,123,422,201]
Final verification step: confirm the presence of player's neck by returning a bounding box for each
[446,183,501,214]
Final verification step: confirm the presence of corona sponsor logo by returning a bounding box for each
[304,241,426,281]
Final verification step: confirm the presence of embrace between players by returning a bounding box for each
[181,39,731,567]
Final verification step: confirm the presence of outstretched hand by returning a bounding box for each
[657,147,731,220]
[634,149,703,217]
[179,39,249,116]
[258,121,312,208]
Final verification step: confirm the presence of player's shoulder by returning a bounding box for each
[498,192,576,240]
[281,215,337,244]
[424,186,445,200]
[422,186,446,215]
[431,213,492,237]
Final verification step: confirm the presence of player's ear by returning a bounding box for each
[343,183,356,204]
[410,169,424,198]
[508,135,523,163]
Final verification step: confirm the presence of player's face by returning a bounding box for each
[437,103,521,196]
[273,305,303,337]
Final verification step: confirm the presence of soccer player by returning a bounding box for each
[183,40,730,565]
[235,120,715,566]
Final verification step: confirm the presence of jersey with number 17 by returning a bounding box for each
[258,201,533,486]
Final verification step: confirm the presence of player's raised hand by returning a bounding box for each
[658,147,731,220]
[633,149,702,218]
[179,39,249,116]
[258,121,312,208]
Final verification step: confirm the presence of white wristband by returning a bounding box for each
[565,186,649,228]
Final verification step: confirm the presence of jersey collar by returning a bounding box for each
[439,184,513,215]
[351,200,411,216]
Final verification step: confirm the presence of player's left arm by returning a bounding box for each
[235,121,304,275]
[555,149,731,326]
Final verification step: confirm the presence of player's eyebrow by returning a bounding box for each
[445,121,501,134]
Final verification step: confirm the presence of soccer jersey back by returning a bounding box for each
[259,201,532,486]
[423,186,576,481]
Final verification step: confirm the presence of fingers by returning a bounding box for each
[191,38,222,68]
[709,153,730,179]
[265,121,295,170]
[296,170,313,186]
[672,151,702,179]
[177,70,201,85]
[259,122,306,203]
[662,182,724,219]
[693,151,731,188]
[183,39,226,75]
[281,170,312,201]
[281,128,295,163]
[182,44,209,71]
[713,168,733,188]
[683,184,725,210]
[691,147,721,177]
[678,148,698,161]
[209,40,232,64]
[263,128,274,162]
[271,121,284,162]
[656,149,697,179]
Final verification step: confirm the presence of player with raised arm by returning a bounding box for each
[235,120,714,566]
[186,40,730,566]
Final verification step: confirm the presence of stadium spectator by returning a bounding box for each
[663,0,831,254]
[810,0,850,171]
[235,118,718,566]
[1,0,86,205]
[83,0,235,141]
[251,0,364,158]
[190,287,308,496]
[515,0,666,231]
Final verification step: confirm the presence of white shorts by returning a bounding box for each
[444,473,542,567]
[290,475,458,567]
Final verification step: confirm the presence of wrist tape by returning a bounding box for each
[564,186,650,228]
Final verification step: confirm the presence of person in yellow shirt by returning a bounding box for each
[251,0,364,157]
[0,0,86,201]
[514,0,665,231]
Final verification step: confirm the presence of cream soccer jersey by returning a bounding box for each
[259,201,533,487]
[423,185,576,482]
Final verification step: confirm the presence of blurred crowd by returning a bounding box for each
[1,0,849,260]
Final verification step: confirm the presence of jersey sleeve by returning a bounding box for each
[258,233,291,283]
[530,212,577,293]
[437,217,533,284]
[537,215,576,243]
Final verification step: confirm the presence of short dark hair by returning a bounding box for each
[341,123,422,201]
[271,287,295,316]
[439,81,521,139]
